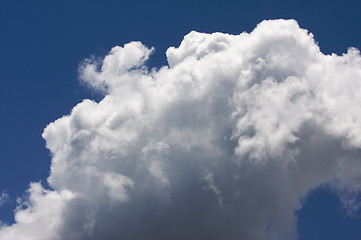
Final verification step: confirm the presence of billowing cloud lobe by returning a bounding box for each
[1,19,361,240]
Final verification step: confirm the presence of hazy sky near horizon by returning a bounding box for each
[1,0,361,239]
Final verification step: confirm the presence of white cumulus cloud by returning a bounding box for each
[1,19,361,240]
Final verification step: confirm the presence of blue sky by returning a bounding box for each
[1,0,361,239]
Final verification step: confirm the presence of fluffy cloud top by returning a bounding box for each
[1,19,361,240]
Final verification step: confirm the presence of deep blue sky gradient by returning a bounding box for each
[1,0,361,238]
